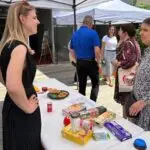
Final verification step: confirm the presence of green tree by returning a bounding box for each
[132,0,137,6]
[136,28,147,55]
[136,3,150,10]
[135,3,150,55]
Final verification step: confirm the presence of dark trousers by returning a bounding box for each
[77,59,99,102]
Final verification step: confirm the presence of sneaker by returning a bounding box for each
[106,81,113,87]
[73,81,77,85]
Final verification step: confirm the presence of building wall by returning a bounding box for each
[0,6,52,53]
[30,9,52,59]
[54,25,73,62]
[37,8,52,49]
[0,6,8,40]
[38,9,52,33]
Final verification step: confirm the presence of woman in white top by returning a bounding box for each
[101,26,118,87]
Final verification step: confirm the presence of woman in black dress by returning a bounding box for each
[0,2,42,149]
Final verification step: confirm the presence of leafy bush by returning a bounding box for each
[136,3,150,10]
[134,3,149,55]
[136,28,147,55]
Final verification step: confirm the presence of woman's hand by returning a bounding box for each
[112,59,121,67]
[27,94,39,114]
[129,100,145,116]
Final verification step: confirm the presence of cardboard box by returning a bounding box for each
[104,121,132,142]
[94,111,116,127]
[61,125,92,145]
[62,103,86,116]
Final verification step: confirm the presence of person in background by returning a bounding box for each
[70,15,101,102]
[113,24,141,119]
[0,2,42,149]
[68,40,77,83]
[101,26,118,87]
[129,18,150,131]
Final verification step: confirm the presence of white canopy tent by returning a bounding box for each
[0,0,109,63]
[0,0,108,28]
[0,0,109,10]
[0,0,113,30]
[1,0,149,63]
[0,0,72,9]
[55,0,150,24]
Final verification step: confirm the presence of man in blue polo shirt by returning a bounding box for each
[70,15,101,102]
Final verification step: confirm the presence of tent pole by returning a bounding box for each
[94,20,96,29]
[73,0,89,31]
[73,0,77,31]
[51,10,56,63]
[108,21,111,26]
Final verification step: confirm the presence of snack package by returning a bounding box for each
[62,103,86,116]
[104,121,132,142]
[92,126,110,141]
[94,111,116,127]
[61,124,92,145]
[79,106,107,120]
[93,132,110,141]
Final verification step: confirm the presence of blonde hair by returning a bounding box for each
[0,1,35,54]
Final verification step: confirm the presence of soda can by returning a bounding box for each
[47,102,52,112]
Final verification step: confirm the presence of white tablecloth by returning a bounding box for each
[108,131,150,150]
[35,78,144,150]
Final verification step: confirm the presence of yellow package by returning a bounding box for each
[34,86,40,92]
[61,125,92,145]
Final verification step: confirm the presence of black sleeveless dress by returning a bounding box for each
[0,40,42,150]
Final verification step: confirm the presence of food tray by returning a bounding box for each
[47,90,69,100]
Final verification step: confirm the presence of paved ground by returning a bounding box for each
[0,63,122,149]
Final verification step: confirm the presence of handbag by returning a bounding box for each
[118,62,139,92]
[125,91,140,118]
[118,40,140,92]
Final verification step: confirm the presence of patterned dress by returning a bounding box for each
[114,38,140,105]
[132,47,150,131]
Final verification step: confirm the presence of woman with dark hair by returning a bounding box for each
[113,23,141,119]
[101,26,118,87]
[129,18,150,131]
